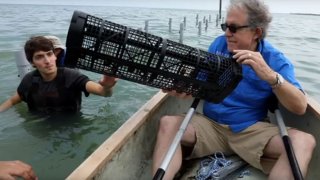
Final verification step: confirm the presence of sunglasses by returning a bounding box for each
[221,23,250,33]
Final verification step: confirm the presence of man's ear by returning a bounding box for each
[254,27,263,41]
[30,62,36,68]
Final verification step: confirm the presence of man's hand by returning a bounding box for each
[98,75,118,89]
[0,160,37,180]
[162,89,193,99]
[232,49,277,85]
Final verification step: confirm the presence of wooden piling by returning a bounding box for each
[169,18,172,33]
[198,22,202,35]
[144,20,149,33]
[205,19,208,31]
[196,14,199,26]
[179,23,184,43]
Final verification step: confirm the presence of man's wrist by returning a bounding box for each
[102,81,116,89]
[271,73,285,89]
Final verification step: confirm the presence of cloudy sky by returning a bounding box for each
[1,0,319,14]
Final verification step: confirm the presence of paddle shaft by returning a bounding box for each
[153,98,200,180]
[274,109,304,180]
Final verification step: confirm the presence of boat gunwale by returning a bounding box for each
[307,94,320,118]
[66,91,168,180]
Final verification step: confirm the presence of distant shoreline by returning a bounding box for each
[290,13,320,16]
[0,3,219,12]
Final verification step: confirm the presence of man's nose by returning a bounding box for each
[43,55,50,62]
[225,28,233,36]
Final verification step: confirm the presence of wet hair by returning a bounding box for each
[228,0,272,39]
[24,36,54,63]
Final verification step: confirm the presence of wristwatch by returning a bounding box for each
[271,73,285,89]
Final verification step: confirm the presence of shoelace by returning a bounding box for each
[195,152,232,180]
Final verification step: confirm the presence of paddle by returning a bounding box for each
[153,98,200,180]
[274,109,304,180]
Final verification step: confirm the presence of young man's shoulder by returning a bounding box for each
[59,67,83,77]
[59,67,90,87]
[21,70,39,82]
[60,67,78,73]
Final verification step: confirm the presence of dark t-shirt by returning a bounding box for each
[17,67,90,114]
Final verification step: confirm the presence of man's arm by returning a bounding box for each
[272,80,307,115]
[0,92,22,112]
[0,160,37,180]
[85,75,117,97]
[232,49,307,115]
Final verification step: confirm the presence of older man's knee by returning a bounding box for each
[158,115,182,133]
[291,130,316,152]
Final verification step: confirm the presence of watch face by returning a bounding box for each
[278,73,284,84]
[272,73,285,89]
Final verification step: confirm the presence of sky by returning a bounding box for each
[1,0,320,14]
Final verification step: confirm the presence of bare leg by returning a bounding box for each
[264,129,315,180]
[152,115,196,180]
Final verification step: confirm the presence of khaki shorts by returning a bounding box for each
[188,113,280,173]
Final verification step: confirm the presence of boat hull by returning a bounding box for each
[67,91,320,180]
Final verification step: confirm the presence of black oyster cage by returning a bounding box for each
[65,10,242,103]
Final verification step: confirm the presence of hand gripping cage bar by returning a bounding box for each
[65,11,242,103]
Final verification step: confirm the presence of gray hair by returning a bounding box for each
[228,0,272,39]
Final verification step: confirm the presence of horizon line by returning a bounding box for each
[0,2,296,14]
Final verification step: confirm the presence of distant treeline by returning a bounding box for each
[290,13,320,16]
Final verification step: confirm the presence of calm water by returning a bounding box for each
[0,4,319,179]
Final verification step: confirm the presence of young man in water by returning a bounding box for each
[0,36,117,114]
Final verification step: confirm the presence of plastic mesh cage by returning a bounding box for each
[65,11,242,103]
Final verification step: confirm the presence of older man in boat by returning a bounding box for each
[152,0,316,179]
